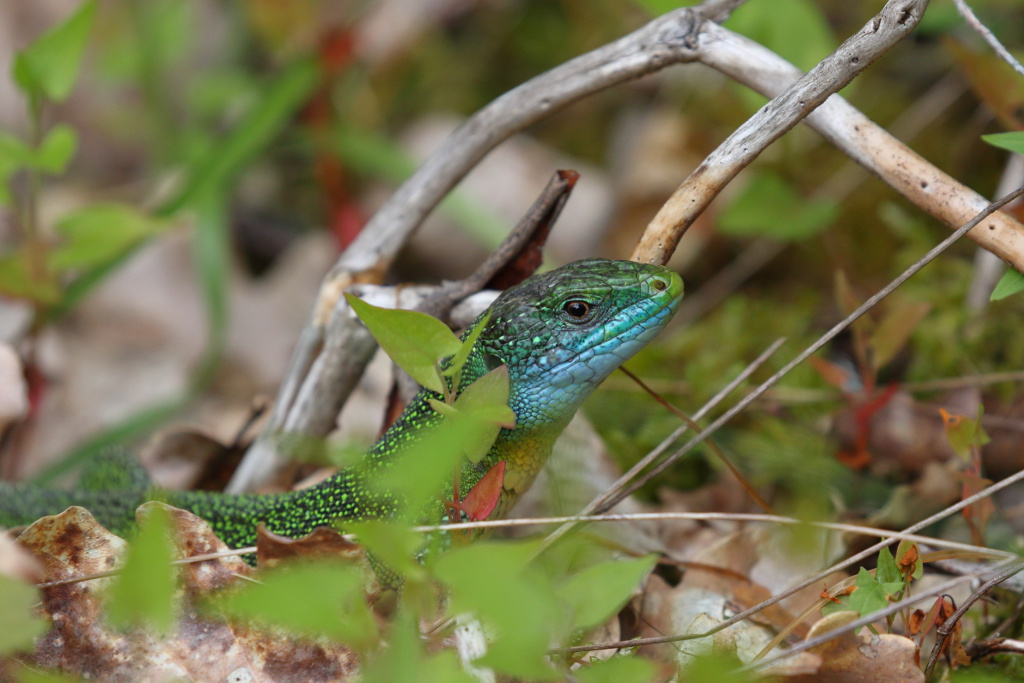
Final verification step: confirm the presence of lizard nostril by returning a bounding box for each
[651,278,668,292]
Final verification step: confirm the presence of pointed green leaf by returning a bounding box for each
[992,268,1024,301]
[446,309,492,380]
[983,131,1024,156]
[848,567,889,617]
[346,520,425,577]
[33,124,77,174]
[875,547,901,586]
[435,539,560,680]
[345,293,461,394]
[13,1,96,102]
[105,504,176,634]
[360,614,476,683]
[559,555,657,632]
[940,407,990,460]
[0,133,34,167]
[448,365,516,463]
[211,561,378,649]
[49,203,166,271]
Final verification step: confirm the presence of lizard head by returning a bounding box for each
[476,258,683,433]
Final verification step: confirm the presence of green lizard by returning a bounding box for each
[0,259,682,553]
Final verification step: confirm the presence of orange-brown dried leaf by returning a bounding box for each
[256,524,368,566]
[896,543,920,580]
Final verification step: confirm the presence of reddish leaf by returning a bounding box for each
[458,461,506,522]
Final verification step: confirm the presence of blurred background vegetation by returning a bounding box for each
[0,0,1022,531]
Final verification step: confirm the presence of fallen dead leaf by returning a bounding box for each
[12,505,363,681]
[775,610,924,682]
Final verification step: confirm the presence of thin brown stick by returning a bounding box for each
[924,560,1024,677]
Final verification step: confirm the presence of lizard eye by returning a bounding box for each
[563,300,592,320]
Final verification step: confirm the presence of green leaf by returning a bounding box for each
[726,0,835,72]
[346,293,461,394]
[940,407,990,461]
[982,131,1024,156]
[105,503,176,634]
[875,548,902,586]
[574,655,657,683]
[0,133,34,207]
[0,251,61,304]
[13,1,96,103]
[444,365,516,464]
[158,58,319,215]
[0,575,47,655]
[371,418,463,522]
[49,203,166,271]
[820,598,853,618]
[559,555,657,633]
[435,539,561,680]
[212,561,378,649]
[991,268,1024,301]
[446,309,492,382]
[33,124,77,174]
[360,614,476,683]
[0,133,35,167]
[848,567,889,617]
[345,520,425,577]
[718,172,839,241]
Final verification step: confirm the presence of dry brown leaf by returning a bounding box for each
[778,611,924,683]
[12,505,363,681]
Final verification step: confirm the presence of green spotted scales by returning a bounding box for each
[0,259,683,552]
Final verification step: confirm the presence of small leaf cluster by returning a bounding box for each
[822,540,924,635]
[1,1,169,311]
[346,293,516,520]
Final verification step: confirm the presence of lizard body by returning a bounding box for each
[0,259,683,550]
